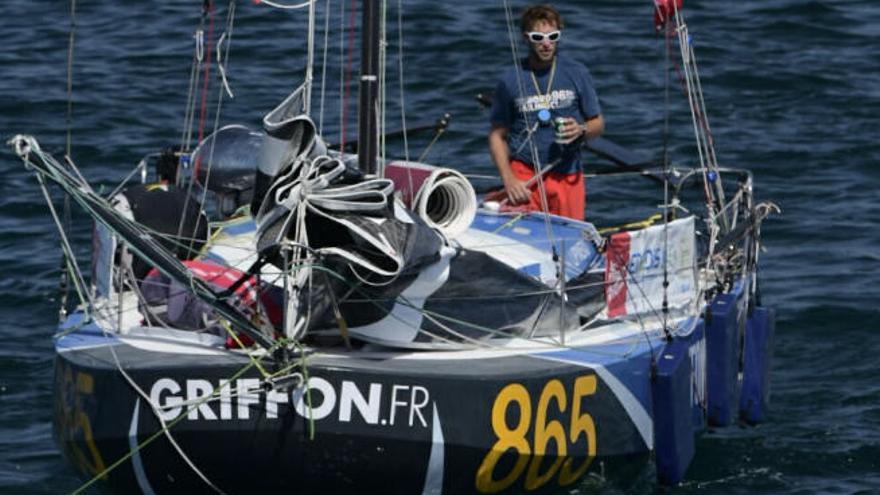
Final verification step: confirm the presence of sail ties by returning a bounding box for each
[255,148,408,341]
[255,150,403,280]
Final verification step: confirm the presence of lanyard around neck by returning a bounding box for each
[529,58,557,97]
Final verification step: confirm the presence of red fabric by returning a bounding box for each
[143,260,283,349]
[179,260,283,349]
[653,0,683,30]
[384,161,434,207]
[605,231,632,317]
[500,160,586,221]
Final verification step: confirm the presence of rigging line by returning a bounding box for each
[393,0,417,213]
[396,0,410,163]
[307,262,665,359]
[666,20,714,217]
[35,174,89,309]
[61,256,88,313]
[62,155,91,192]
[501,0,559,271]
[180,29,203,154]
[133,333,300,493]
[69,346,270,495]
[74,280,289,495]
[337,0,345,151]
[661,20,672,340]
[216,33,234,98]
[339,260,655,302]
[418,300,663,359]
[501,2,546,202]
[341,261,690,322]
[379,0,388,172]
[677,13,725,220]
[605,237,695,356]
[339,0,356,152]
[416,126,446,163]
[219,321,274,379]
[107,155,153,199]
[196,0,216,146]
[672,13,727,236]
[65,0,77,159]
[304,263,508,346]
[180,0,237,261]
[305,0,316,114]
[309,261,589,354]
[59,0,78,321]
[318,0,331,134]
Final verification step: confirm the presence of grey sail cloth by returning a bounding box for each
[251,84,328,216]
[252,117,441,279]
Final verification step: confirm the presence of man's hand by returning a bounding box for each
[556,117,586,143]
[502,175,532,205]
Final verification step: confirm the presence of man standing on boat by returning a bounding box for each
[489,4,604,221]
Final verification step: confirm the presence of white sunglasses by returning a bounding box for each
[527,30,561,43]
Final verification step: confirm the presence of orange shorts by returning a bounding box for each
[504,159,585,221]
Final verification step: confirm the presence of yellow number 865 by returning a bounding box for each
[475,375,597,493]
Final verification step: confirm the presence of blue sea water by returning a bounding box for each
[0,0,878,493]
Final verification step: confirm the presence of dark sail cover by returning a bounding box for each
[341,248,580,348]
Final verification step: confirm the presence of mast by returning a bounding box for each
[357,0,380,175]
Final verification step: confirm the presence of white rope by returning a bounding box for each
[256,152,406,292]
[257,0,313,10]
[216,32,234,98]
[181,29,205,153]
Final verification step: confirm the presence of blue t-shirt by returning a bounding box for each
[490,54,601,174]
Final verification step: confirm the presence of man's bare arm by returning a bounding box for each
[584,114,605,139]
[489,125,530,204]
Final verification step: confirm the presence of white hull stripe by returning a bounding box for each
[421,402,445,495]
[532,354,653,449]
[129,399,157,495]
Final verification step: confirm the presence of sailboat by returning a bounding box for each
[9,0,776,493]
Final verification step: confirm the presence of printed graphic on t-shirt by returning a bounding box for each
[515,89,577,113]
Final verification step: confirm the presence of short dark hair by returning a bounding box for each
[156,146,181,184]
[521,4,564,32]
